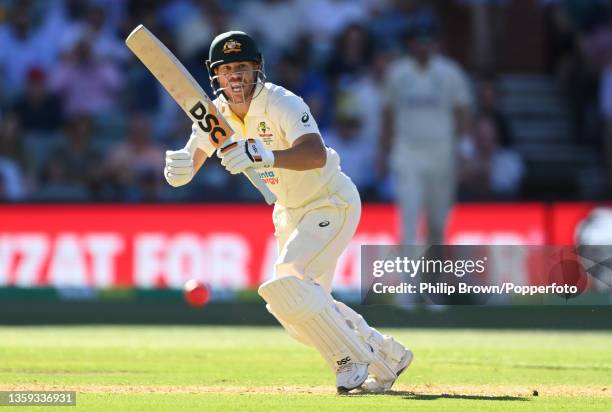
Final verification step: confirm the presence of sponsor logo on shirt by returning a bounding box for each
[259,170,279,185]
[301,112,312,128]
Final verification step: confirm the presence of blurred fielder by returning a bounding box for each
[164,31,412,393]
[381,26,472,244]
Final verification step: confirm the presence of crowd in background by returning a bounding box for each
[0,0,609,203]
[541,0,612,196]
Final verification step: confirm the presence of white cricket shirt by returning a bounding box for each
[192,82,344,208]
[383,55,471,147]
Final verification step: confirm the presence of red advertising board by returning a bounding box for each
[0,204,398,290]
[549,202,612,245]
[0,204,273,289]
[0,202,603,290]
[446,203,547,245]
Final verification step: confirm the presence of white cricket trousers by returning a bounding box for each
[269,172,383,351]
[272,172,360,292]
[391,143,455,245]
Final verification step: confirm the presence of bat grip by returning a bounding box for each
[244,169,277,205]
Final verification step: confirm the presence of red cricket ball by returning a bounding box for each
[183,279,210,307]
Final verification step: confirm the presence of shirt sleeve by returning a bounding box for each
[271,93,321,145]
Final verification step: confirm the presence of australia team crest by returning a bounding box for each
[258,121,273,142]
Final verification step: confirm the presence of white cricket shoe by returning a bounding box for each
[336,362,369,394]
[361,336,413,393]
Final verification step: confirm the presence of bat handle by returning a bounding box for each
[244,169,277,205]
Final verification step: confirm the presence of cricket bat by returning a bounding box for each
[125,24,277,205]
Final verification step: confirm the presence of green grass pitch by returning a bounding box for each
[0,326,610,411]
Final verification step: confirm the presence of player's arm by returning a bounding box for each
[272,133,326,171]
[450,63,473,139]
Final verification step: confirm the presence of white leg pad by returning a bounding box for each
[335,301,398,382]
[258,276,373,371]
[265,303,314,347]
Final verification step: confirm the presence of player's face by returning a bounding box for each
[215,61,259,105]
[410,37,437,62]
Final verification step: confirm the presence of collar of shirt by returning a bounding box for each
[217,82,269,121]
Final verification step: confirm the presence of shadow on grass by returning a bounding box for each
[349,390,528,401]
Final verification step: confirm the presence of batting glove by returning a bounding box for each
[217,138,275,175]
[164,149,194,187]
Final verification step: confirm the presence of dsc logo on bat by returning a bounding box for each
[188,100,226,145]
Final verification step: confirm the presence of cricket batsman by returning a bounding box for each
[163,31,412,393]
